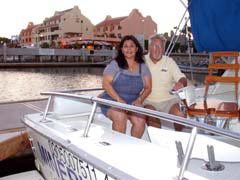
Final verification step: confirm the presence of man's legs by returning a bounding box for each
[144,104,161,128]
[144,98,186,131]
[168,103,186,131]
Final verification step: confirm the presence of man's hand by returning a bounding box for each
[172,82,184,91]
[173,77,187,91]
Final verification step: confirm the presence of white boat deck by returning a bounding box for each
[24,111,240,180]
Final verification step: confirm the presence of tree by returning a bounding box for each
[57,41,61,48]
[49,40,56,48]
[41,42,50,48]
[0,37,10,44]
[73,42,81,49]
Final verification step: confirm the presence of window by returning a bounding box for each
[110,25,114,31]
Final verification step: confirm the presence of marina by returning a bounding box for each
[1,0,240,179]
[1,55,238,179]
[0,52,220,179]
[0,66,203,178]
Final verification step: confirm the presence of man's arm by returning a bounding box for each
[170,57,187,90]
[178,77,187,87]
[173,77,187,90]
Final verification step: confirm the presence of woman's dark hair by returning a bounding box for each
[115,35,144,69]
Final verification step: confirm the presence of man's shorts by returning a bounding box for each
[143,97,180,113]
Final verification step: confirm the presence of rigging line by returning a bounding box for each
[179,0,188,9]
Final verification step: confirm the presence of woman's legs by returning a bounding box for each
[107,108,128,134]
[106,108,146,138]
[128,112,146,138]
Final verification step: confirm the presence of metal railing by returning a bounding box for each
[41,90,240,140]
[40,88,240,180]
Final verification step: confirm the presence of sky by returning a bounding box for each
[0,0,187,39]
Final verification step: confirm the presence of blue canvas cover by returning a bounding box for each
[189,0,240,52]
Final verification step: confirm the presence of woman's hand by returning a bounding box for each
[117,97,126,104]
[131,75,151,107]
[132,98,142,107]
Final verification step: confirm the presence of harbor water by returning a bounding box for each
[0,67,205,103]
[0,67,104,103]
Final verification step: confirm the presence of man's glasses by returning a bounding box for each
[150,44,162,49]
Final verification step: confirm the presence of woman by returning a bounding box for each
[100,35,152,138]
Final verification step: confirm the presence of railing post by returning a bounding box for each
[83,101,97,137]
[112,48,116,59]
[3,43,7,63]
[41,96,52,122]
[178,127,198,180]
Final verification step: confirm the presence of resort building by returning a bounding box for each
[19,6,157,49]
[19,5,94,47]
[95,9,157,40]
[19,22,38,47]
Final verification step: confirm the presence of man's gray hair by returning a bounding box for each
[149,33,167,45]
[148,34,167,51]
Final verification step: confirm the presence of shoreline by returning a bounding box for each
[0,62,107,68]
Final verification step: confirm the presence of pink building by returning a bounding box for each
[95,9,157,40]
[19,22,38,47]
[19,7,157,48]
[19,6,94,47]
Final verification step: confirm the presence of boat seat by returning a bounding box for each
[179,52,240,128]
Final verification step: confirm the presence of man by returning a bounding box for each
[144,34,187,131]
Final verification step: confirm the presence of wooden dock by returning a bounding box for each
[0,99,47,161]
[0,47,116,64]
[0,130,29,161]
[0,47,209,69]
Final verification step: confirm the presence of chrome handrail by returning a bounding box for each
[41,91,240,142]
[40,90,240,180]
[55,87,103,93]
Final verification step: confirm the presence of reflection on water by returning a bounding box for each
[0,67,206,103]
[0,67,104,103]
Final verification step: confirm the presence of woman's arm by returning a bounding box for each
[139,76,152,103]
[102,74,125,103]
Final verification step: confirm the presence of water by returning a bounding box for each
[0,67,104,103]
[0,67,206,103]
